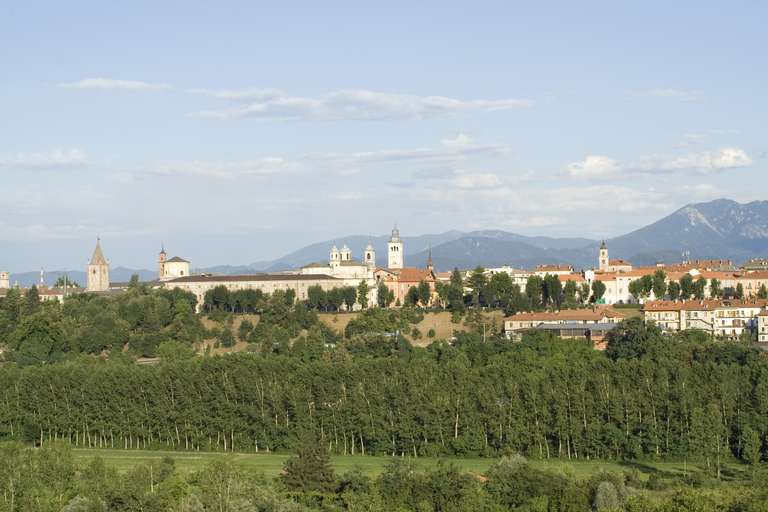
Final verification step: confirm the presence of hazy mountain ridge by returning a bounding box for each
[11,199,768,283]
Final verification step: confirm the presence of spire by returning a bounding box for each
[600,240,607,250]
[427,246,434,271]
[160,243,166,255]
[90,238,108,265]
[390,223,401,242]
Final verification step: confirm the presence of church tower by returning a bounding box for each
[0,271,9,289]
[387,225,404,270]
[87,238,110,292]
[330,245,341,269]
[340,243,352,262]
[426,246,434,272]
[598,240,609,272]
[364,242,376,269]
[159,245,167,280]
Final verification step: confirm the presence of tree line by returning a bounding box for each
[1,319,767,468]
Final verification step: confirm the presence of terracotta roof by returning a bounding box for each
[166,256,189,263]
[535,264,573,272]
[166,274,340,283]
[386,267,435,283]
[507,307,624,322]
[737,272,768,279]
[558,274,586,282]
[609,259,631,265]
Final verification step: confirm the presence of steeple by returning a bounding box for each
[390,224,401,242]
[90,237,108,266]
[87,237,110,292]
[426,246,434,271]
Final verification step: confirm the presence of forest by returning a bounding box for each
[1,282,768,510]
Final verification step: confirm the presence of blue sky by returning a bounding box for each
[1,1,766,271]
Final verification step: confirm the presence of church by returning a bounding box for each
[159,225,439,310]
[374,226,438,306]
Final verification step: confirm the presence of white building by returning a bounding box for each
[0,271,8,289]
[159,248,191,281]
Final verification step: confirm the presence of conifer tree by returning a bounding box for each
[280,434,336,493]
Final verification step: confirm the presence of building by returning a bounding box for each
[86,238,110,292]
[758,310,768,346]
[387,226,403,270]
[376,266,438,306]
[165,241,379,311]
[159,247,191,281]
[504,306,625,349]
[643,299,768,339]
[0,271,8,289]
[534,264,573,277]
[607,259,633,273]
[300,243,376,281]
[163,274,358,311]
[743,258,768,272]
[486,266,531,287]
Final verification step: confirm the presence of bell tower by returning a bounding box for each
[599,240,609,272]
[0,271,9,289]
[387,225,404,270]
[87,237,110,292]
[330,245,341,269]
[364,242,376,269]
[159,245,167,280]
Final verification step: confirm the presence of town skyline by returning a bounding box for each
[3,196,768,274]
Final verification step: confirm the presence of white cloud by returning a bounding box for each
[139,135,508,179]
[58,78,171,90]
[146,157,301,178]
[191,88,532,121]
[566,155,619,178]
[452,172,503,190]
[634,147,752,172]
[630,88,703,101]
[0,148,88,169]
[306,134,510,175]
[567,147,752,178]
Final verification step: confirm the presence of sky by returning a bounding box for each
[2,1,767,272]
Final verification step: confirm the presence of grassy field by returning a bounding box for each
[71,448,746,482]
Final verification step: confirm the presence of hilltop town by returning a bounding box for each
[4,225,768,350]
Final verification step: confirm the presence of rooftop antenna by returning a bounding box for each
[40,268,44,288]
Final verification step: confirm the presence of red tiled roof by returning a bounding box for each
[387,268,436,283]
[535,264,573,272]
[507,307,624,322]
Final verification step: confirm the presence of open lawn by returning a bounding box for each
[71,449,748,482]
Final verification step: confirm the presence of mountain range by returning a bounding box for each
[11,199,768,287]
